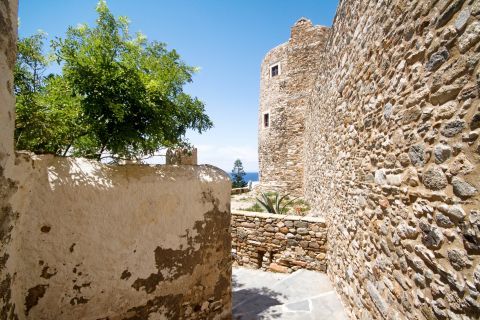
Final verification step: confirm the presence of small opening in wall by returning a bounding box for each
[271,64,279,77]
[257,251,265,269]
[264,113,269,128]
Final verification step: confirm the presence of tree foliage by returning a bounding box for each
[15,33,83,155]
[15,0,212,160]
[231,159,247,188]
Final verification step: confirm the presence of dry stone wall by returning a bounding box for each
[304,0,480,319]
[231,211,327,273]
[258,19,329,196]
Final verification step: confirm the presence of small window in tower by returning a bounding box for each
[264,113,270,128]
[271,65,279,77]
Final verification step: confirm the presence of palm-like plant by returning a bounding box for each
[256,192,296,214]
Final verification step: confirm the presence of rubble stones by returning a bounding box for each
[397,222,419,239]
[474,265,480,290]
[447,248,472,271]
[232,211,327,273]
[426,47,449,72]
[262,1,480,318]
[269,263,289,273]
[419,220,444,249]
[384,103,394,120]
[436,0,464,28]
[434,144,451,164]
[452,177,477,198]
[441,119,466,137]
[374,169,387,185]
[409,144,425,166]
[455,8,471,31]
[458,21,480,53]
[436,102,457,120]
[437,204,466,221]
[435,213,454,228]
[422,165,448,190]
[471,113,480,130]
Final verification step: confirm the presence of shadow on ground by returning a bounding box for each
[232,267,348,320]
[233,274,284,319]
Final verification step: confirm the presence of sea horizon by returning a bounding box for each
[229,172,258,182]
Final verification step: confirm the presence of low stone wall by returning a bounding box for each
[231,187,250,195]
[231,210,327,273]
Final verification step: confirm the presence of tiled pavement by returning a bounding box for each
[233,267,348,320]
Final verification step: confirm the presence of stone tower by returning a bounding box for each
[258,18,329,196]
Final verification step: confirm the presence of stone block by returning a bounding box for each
[269,263,289,273]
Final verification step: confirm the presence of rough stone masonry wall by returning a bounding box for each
[304,0,480,319]
[0,1,232,319]
[231,211,327,273]
[258,19,329,196]
[258,42,289,192]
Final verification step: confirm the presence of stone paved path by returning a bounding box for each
[233,267,348,319]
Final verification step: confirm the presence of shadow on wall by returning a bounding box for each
[232,274,284,319]
[9,154,232,319]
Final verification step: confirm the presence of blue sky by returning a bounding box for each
[19,0,339,172]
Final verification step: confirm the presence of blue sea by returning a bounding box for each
[230,172,258,182]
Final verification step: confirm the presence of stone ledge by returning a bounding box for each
[231,209,326,224]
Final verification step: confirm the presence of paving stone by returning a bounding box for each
[232,267,347,320]
[285,299,310,312]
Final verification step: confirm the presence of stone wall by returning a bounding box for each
[0,0,20,318]
[258,19,329,196]
[0,1,232,318]
[304,0,480,319]
[9,158,231,320]
[231,210,327,273]
[166,148,198,165]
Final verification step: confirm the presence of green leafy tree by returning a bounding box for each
[231,159,247,188]
[51,0,212,160]
[14,0,212,160]
[14,32,83,155]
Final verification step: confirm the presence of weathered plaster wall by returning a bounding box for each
[304,0,480,319]
[258,19,329,196]
[1,2,232,318]
[10,157,232,320]
[231,210,327,273]
[166,148,198,165]
[0,0,20,318]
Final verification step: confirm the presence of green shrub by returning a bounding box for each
[256,192,296,215]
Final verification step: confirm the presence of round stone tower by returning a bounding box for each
[258,18,329,196]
